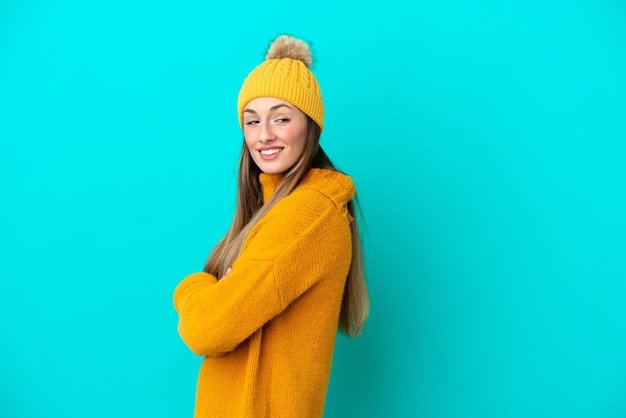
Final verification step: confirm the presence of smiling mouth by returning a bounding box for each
[260,148,283,155]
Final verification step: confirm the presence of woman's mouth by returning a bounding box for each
[259,148,283,160]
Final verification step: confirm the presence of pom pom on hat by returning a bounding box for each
[238,35,324,130]
[265,35,313,68]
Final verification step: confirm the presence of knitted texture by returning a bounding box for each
[237,57,324,130]
[174,169,355,418]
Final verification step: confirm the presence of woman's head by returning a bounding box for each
[237,35,324,175]
[242,97,309,175]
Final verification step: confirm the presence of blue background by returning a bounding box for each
[1,0,625,417]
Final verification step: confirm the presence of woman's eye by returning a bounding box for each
[244,120,259,126]
[275,118,290,123]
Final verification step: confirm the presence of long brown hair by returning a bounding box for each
[204,117,369,337]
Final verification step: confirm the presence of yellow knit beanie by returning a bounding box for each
[238,35,324,130]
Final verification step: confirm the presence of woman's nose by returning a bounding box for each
[259,122,275,142]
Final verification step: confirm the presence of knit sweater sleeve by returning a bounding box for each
[173,188,352,357]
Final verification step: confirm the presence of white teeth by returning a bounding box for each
[260,148,281,155]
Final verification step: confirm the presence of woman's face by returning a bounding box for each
[242,97,308,174]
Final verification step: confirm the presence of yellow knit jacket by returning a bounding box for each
[174,168,355,418]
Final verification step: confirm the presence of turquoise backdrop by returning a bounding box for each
[1,0,625,417]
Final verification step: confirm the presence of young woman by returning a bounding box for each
[173,35,369,418]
